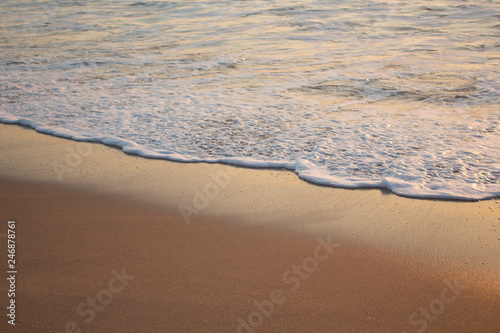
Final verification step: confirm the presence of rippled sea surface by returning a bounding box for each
[1,0,499,199]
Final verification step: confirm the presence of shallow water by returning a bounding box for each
[0,0,499,199]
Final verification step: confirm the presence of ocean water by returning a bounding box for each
[0,0,499,200]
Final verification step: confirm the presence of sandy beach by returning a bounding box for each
[0,123,499,332]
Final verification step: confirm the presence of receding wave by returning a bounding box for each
[0,0,499,200]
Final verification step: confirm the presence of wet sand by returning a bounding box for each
[0,123,499,332]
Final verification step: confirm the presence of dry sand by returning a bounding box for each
[0,123,499,332]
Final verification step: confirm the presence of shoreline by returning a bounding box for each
[1,117,497,202]
[0,123,499,331]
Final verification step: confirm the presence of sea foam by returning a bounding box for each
[1,0,498,200]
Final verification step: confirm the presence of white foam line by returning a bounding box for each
[1,115,498,201]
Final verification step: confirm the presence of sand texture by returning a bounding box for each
[0,124,499,332]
